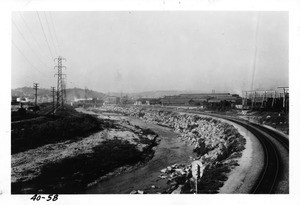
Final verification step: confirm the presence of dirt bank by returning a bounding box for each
[11,117,159,194]
[11,107,114,154]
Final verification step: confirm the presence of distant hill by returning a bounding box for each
[107,91,184,99]
[126,90,208,99]
[12,87,51,98]
[11,87,106,101]
[66,88,106,100]
[12,87,214,101]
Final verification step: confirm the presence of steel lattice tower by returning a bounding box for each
[54,56,66,108]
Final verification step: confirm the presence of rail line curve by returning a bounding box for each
[175,109,289,194]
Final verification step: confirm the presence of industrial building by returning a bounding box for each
[104,96,120,105]
[134,98,161,106]
[161,93,242,109]
[242,90,289,112]
[72,98,104,108]
[133,93,242,111]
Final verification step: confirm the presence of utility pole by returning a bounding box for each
[261,91,266,108]
[84,87,88,108]
[252,91,256,109]
[242,91,248,108]
[51,87,56,114]
[245,91,248,108]
[278,87,289,112]
[62,75,67,107]
[85,87,88,100]
[120,90,123,105]
[272,91,276,108]
[54,56,66,109]
[33,83,39,108]
[264,91,267,108]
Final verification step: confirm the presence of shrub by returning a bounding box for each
[11,114,112,154]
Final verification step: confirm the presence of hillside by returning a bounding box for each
[12,87,51,97]
[66,88,106,100]
[126,90,208,99]
[12,87,211,101]
[11,87,106,101]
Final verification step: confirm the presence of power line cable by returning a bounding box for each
[250,12,261,91]
[44,11,58,56]
[49,12,61,55]
[19,12,52,60]
[36,11,54,59]
[12,19,49,70]
[12,40,47,76]
[18,13,45,56]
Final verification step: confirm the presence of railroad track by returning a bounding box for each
[250,123,289,150]
[38,106,54,115]
[173,108,289,194]
[227,119,285,193]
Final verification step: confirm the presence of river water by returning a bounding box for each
[85,117,195,194]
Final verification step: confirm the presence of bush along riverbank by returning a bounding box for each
[11,107,115,154]
[11,109,159,194]
[100,106,246,194]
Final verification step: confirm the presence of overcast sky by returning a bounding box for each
[11,11,288,94]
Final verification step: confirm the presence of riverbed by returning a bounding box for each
[85,114,196,194]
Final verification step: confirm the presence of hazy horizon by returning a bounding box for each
[12,11,289,95]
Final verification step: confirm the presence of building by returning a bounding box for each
[160,93,241,108]
[72,97,103,108]
[104,96,120,105]
[134,98,161,106]
[161,96,192,106]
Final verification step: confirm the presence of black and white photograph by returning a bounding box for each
[1,0,300,204]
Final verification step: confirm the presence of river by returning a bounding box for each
[85,117,195,194]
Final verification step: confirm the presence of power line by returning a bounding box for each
[12,40,46,76]
[44,11,58,56]
[12,19,49,69]
[49,12,61,55]
[36,11,54,59]
[250,12,261,91]
[18,12,51,60]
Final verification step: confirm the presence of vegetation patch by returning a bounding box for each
[11,107,115,154]
[12,138,156,194]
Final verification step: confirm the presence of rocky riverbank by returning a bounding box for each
[96,106,246,194]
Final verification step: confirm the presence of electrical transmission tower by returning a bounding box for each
[54,56,66,108]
